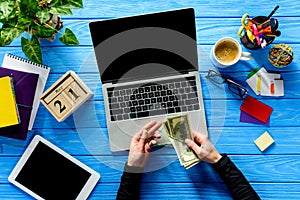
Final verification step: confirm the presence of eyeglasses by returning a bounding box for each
[206,69,248,99]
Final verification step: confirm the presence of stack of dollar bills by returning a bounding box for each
[163,114,200,169]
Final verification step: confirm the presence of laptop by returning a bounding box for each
[89,8,208,152]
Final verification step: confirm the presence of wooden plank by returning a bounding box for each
[0,96,295,130]
[66,0,300,18]
[1,41,298,75]
[40,70,300,101]
[0,126,299,156]
[1,155,300,184]
[0,182,230,200]
[5,17,300,47]
[1,182,300,200]
[26,97,300,129]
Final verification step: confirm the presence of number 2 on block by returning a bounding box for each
[54,100,66,113]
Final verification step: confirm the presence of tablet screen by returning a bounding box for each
[15,141,92,200]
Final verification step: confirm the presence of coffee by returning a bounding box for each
[214,41,239,64]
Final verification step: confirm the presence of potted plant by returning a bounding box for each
[0,0,83,64]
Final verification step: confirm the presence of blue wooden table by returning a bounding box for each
[1,0,300,199]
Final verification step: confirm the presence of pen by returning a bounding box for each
[267,5,279,20]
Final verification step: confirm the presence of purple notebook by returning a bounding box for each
[0,67,38,140]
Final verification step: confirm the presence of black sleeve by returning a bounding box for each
[116,163,144,200]
[212,154,261,200]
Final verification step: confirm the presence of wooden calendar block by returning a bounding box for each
[40,71,93,122]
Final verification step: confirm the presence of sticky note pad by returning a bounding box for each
[240,96,273,123]
[0,76,20,128]
[254,131,275,151]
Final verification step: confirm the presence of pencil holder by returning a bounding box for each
[238,15,280,50]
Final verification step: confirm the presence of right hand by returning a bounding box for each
[185,131,222,164]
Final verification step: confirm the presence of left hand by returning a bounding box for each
[127,121,162,168]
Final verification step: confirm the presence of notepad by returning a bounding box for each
[0,68,39,140]
[2,54,50,130]
[246,67,284,96]
[240,96,273,123]
[240,111,270,126]
[0,76,20,128]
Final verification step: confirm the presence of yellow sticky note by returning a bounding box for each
[254,131,274,151]
[256,75,261,93]
[0,76,20,128]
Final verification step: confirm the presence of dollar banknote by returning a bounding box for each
[163,114,200,169]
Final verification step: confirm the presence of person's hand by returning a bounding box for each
[127,121,162,168]
[185,131,222,164]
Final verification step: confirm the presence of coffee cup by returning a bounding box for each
[210,37,252,68]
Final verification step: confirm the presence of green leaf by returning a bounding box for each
[20,0,40,17]
[50,0,83,9]
[21,36,42,64]
[50,7,73,15]
[0,28,23,46]
[17,13,33,30]
[36,9,51,24]
[48,0,63,7]
[34,25,56,38]
[0,1,15,20]
[64,0,83,8]
[59,28,79,45]
[1,17,18,28]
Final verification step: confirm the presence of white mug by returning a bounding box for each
[210,37,252,68]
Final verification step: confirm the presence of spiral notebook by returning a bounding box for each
[2,54,50,130]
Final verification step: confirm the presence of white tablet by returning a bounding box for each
[8,135,100,200]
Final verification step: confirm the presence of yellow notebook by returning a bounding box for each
[0,76,20,128]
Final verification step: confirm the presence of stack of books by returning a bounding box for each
[0,54,50,140]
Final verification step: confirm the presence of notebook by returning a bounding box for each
[240,95,273,124]
[0,68,39,140]
[0,76,20,128]
[89,8,208,152]
[2,54,50,130]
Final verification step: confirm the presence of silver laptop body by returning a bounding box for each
[89,8,208,152]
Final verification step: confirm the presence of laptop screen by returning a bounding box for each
[89,8,198,84]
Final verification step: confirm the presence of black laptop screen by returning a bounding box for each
[89,8,198,84]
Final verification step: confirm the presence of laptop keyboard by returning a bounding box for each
[107,76,200,121]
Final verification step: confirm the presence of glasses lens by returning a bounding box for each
[228,82,247,98]
[207,70,225,84]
